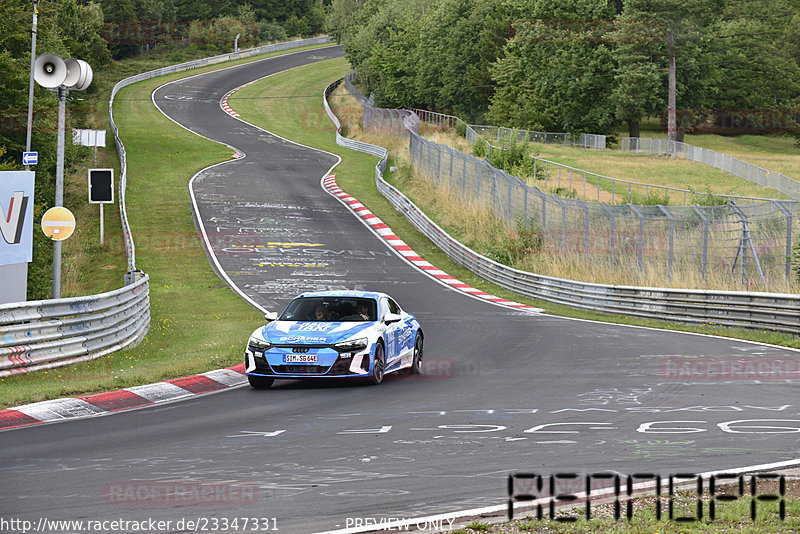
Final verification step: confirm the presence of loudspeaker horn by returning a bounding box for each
[63,58,81,88]
[71,59,93,91]
[34,54,67,88]
[73,60,93,91]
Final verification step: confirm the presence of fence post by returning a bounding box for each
[462,155,467,199]
[629,204,645,274]
[773,200,793,282]
[507,174,513,226]
[524,186,529,228]
[477,162,482,203]
[437,146,442,185]
[601,203,615,268]
[542,195,547,235]
[577,199,590,262]
[555,197,567,253]
[658,205,675,282]
[691,206,710,280]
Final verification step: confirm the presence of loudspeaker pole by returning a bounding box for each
[25,0,39,171]
[52,85,66,298]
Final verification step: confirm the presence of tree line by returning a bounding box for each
[325,0,800,136]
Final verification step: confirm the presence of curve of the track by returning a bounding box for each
[3,47,800,532]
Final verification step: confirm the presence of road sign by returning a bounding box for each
[88,169,114,203]
[41,206,75,241]
[22,152,38,166]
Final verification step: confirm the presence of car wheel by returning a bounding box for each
[248,375,274,389]
[411,333,423,374]
[369,342,385,385]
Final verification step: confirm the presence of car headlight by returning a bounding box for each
[334,337,368,353]
[248,336,272,352]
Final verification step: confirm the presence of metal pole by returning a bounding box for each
[52,86,66,299]
[25,0,39,171]
[100,203,104,246]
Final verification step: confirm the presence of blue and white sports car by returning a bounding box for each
[245,290,423,388]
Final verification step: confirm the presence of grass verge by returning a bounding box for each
[0,44,335,409]
[229,59,800,351]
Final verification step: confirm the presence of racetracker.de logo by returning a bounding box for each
[104,481,258,506]
[660,356,800,381]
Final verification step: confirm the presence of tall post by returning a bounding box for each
[25,0,39,171]
[667,26,677,150]
[52,86,66,299]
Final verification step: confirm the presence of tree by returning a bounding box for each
[415,0,510,120]
[487,0,619,133]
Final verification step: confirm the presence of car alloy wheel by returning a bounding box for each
[369,342,385,385]
[411,333,423,374]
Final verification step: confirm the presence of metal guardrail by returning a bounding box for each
[621,137,800,201]
[0,37,333,377]
[0,276,150,376]
[325,79,800,335]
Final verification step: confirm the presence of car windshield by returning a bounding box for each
[278,297,378,322]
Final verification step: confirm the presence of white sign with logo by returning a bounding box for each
[0,171,35,266]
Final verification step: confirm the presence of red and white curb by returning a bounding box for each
[220,81,257,118]
[323,174,542,313]
[0,363,247,431]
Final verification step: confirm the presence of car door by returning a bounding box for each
[380,297,400,366]
[386,297,412,367]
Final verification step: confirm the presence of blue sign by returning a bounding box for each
[0,171,35,266]
[22,152,38,165]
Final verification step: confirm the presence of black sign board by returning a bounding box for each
[88,168,114,204]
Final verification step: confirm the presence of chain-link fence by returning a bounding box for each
[470,124,606,149]
[621,137,800,201]
[343,72,800,286]
[327,79,800,331]
[356,107,800,286]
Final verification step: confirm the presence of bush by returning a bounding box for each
[690,184,728,206]
[625,189,670,206]
[482,217,543,266]
[472,139,487,158]
[454,121,467,138]
[259,21,287,43]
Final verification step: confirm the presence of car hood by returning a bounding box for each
[261,321,375,345]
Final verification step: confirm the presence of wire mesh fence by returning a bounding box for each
[621,137,800,201]
[470,124,606,149]
[358,105,800,286]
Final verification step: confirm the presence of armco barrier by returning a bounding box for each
[0,276,150,377]
[1,37,333,376]
[324,79,800,335]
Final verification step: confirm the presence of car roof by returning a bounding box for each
[296,290,385,300]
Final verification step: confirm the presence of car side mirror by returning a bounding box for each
[383,312,401,324]
[264,311,278,322]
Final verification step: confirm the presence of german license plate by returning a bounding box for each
[284,354,317,363]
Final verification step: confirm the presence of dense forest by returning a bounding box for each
[0,0,326,297]
[325,0,800,134]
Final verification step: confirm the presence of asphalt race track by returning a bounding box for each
[2,46,800,533]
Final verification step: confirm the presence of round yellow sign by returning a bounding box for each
[41,206,76,241]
